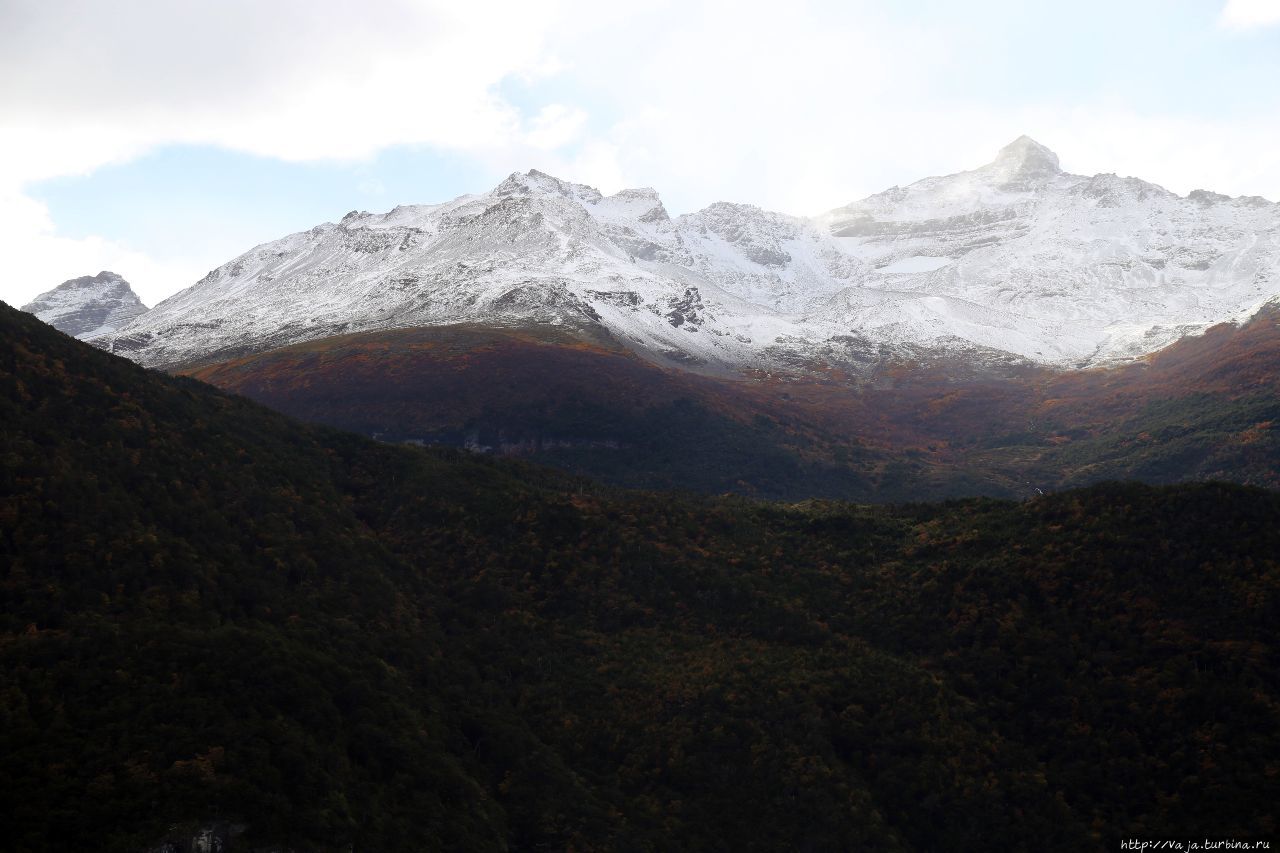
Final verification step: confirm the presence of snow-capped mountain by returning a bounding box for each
[104,138,1280,371]
[22,271,148,340]
[817,136,1280,364]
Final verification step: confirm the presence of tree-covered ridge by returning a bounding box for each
[3,302,1278,851]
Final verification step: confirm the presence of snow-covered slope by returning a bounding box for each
[22,271,148,339]
[817,136,1280,364]
[104,139,1280,371]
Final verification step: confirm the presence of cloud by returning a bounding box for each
[3,0,1280,308]
[0,0,581,182]
[1219,0,1280,29]
[0,191,210,308]
[525,105,589,151]
[0,0,584,304]
[510,1,1280,215]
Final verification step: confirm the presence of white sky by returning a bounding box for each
[1221,0,1280,27]
[2,0,1279,307]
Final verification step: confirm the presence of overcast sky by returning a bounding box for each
[2,0,1279,307]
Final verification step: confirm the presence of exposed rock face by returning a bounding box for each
[100,139,1280,372]
[21,271,147,339]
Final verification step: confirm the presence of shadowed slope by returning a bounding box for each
[187,309,1280,500]
[186,323,955,500]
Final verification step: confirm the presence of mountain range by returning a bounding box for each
[100,136,1280,373]
[17,138,1278,501]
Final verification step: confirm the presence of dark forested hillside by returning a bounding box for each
[183,323,913,501]
[3,301,1278,851]
[185,310,1280,502]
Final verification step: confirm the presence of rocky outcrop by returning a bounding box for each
[22,271,147,339]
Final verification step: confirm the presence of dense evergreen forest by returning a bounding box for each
[2,301,1278,851]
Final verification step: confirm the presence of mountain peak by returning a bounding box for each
[22,271,147,340]
[493,169,604,205]
[988,135,1061,183]
[31,269,132,296]
[995,135,1059,166]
